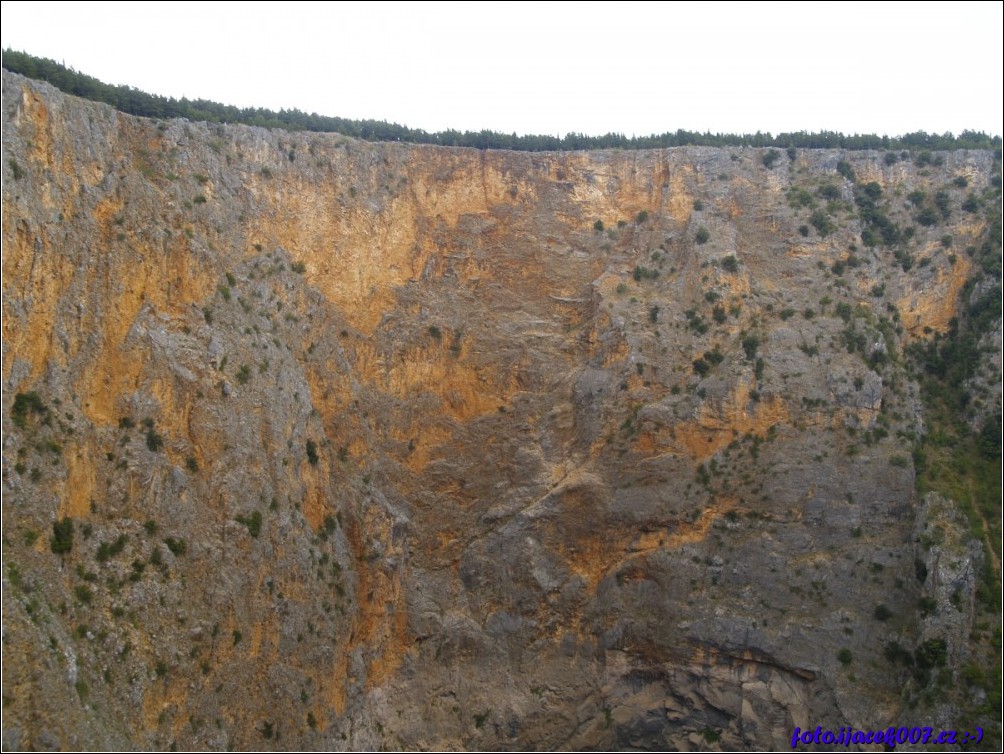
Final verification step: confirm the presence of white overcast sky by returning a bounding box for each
[2,1,1001,138]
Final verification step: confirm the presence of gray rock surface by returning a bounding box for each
[1,70,998,750]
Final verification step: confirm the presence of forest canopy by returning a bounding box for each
[4,49,1001,153]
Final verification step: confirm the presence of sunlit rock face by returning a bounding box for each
[2,70,996,750]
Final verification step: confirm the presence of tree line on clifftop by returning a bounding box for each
[3,49,1000,153]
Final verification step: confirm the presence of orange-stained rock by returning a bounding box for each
[2,71,999,752]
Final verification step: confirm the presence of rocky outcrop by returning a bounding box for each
[1,71,997,750]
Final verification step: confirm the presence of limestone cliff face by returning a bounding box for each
[1,71,998,750]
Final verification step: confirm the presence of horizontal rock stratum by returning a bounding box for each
[2,70,1000,750]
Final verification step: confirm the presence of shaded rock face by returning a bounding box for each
[0,71,995,750]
